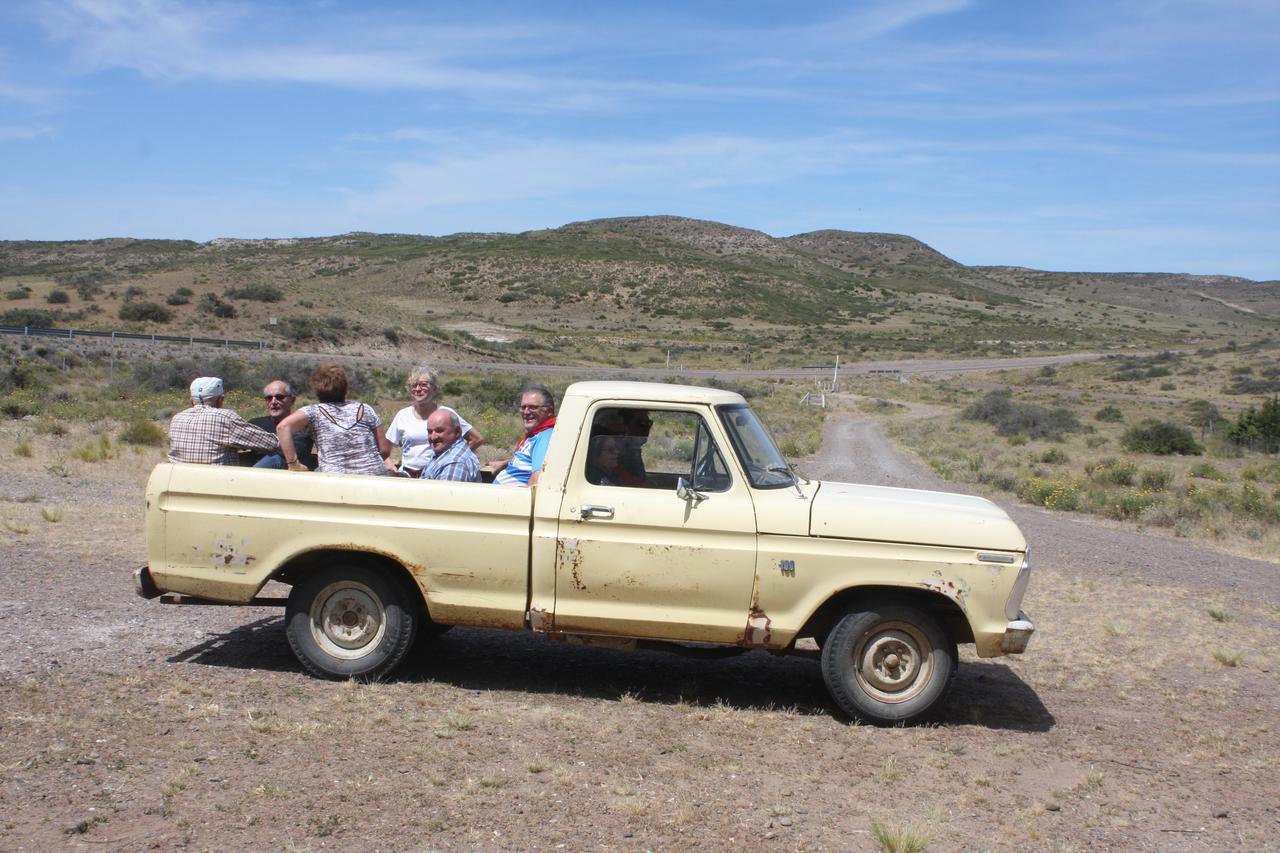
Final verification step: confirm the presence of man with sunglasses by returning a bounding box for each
[241,380,316,469]
[493,385,556,486]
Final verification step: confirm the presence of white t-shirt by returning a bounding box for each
[386,404,473,471]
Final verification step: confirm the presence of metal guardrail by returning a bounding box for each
[0,324,265,349]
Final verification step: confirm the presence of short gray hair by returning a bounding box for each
[263,380,295,396]
[430,407,461,430]
[522,383,555,411]
[406,365,439,390]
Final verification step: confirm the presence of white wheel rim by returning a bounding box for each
[309,580,386,660]
[853,621,933,704]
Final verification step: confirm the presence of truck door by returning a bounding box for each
[552,405,757,643]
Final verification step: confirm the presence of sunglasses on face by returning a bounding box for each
[264,393,291,402]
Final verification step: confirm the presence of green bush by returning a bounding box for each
[197,293,236,318]
[1188,462,1227,481]
[1095,405,1124,422]
[963,390,1081,439]
[1089,459,1137,486]
[1226,396,1280,453]
[118,301,173,323]
[1018,476,1082,511]
[225,284,283,302]
[1139,467,1173,491]
[165,291,191,306]
[1121,421,1203,455]
[1,308,56,327]
[46,290,70,305]
[5,287,31,300]
[1104,490,1162,520]
[1038,447,1069,464]
[119,419,166,446]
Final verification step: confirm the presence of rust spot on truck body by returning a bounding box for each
[919,572,968,610]
[529,606,554,632]
[744,574,772,646]
[557,536,586,591]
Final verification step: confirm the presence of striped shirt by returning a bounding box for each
[168,404,279,465]
[305,401,389,476]
[419,437,482,483]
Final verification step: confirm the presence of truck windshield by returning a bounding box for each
[717,404,795,489]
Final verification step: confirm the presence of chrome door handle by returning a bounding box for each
[580,504,614,520]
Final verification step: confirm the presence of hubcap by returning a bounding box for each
[854,622,933,703]
[310,581,386,660]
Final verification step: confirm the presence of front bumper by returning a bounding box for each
[1000,611,1035,654]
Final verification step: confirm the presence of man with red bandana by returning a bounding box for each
[493,385,556,487]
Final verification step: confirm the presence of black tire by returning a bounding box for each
[820,603,957,725]
[285,564,418,680]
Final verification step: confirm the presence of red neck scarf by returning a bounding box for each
[516,416,556,450]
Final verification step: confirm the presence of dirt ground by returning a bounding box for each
[0,401,1277,851]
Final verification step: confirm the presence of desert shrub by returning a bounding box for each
[1104,489,1162,520]
[225,283,283,302]
[1188,462,1227,481]
[1095,405,1124,422]
[1160,382,1176,391]
[1139,467,1173,491]
[1038,447,1069,464]
[118,301,173,323]
[382,327,400,346]
[963,391,1081,439]
[165,291,191,306]
[46,290,70,304]
[1,308,55,327]
[71,435,115,463]
[119,419,166,446]
[1121,421,1203,455]
[280,317,340,343]
[14,440,32,457]
[196,293,236,318]
[1018,476,1082,511]
[5,286,31,300]
[1088,458,1137,486]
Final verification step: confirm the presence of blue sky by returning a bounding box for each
[1,0,1277,279]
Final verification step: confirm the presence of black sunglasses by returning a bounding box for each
[264,393,291,401]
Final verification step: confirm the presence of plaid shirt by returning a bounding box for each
[419,437,482,483]
[168,404,280,465]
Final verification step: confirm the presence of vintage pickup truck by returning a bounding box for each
[137,380,1034,724]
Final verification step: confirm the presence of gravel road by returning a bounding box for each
[803,405,1278,605]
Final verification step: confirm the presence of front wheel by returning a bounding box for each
[285,565,418,680]
[820,603,956,725]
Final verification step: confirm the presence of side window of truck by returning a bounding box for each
[585,408,730,492]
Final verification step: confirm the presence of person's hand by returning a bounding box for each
[383,458,399,475]
[491,458,510,473]
[287,460,309,472]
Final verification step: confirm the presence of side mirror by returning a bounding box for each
[676,476,706,504]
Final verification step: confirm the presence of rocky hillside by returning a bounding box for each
[1,217,1276,366]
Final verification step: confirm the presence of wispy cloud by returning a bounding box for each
[347,131,936,214]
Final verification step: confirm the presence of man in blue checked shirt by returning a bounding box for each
[419,408,482,483]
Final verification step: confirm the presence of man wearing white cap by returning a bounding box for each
[167,376,280,465]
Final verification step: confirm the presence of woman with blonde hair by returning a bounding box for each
[276,364,391,476]
[385,365,484,477]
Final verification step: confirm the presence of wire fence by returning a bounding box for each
[0,324,266,350]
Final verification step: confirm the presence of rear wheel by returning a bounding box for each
[820,603,956,725]
[285,564,418,680]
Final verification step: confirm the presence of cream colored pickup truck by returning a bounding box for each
[137,380,1034,724]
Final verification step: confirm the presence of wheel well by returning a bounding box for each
[272,549,426,614]
[798,586,974,648]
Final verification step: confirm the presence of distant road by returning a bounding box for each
[3,321,1137,381]
[457,351,1121,381]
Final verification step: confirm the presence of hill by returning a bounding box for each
[1,217,1276,368]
